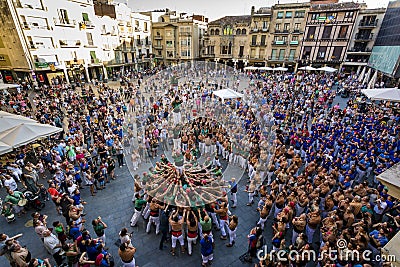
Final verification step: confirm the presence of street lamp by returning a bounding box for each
[214,57,220,72]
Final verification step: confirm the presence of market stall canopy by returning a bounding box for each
[259,66,274,71]
[273,67,288,71]
[361,88,400,102]
[299,66,317,71]
[382,231,400,267]
[317,66,338,72]
[0,83,20,90]
[0,111,62,155]
[377,162,400,200]
[244,66,258,71]
[0,111,37,132]
[213,88,244,100]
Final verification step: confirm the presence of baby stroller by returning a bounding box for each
[0,198,16,223]
[23,190,45,211]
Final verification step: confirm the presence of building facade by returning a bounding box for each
[267,2,310,70]
[343,8,386,70]
[203,15,251,69]
[300,0,363,68]
[248,7,272,67]
[145,9,207,66]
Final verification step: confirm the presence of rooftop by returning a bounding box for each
[209,15,251,26]
[310,1,361,12]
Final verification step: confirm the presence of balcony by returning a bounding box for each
[292,29,302,34]
[290,40,299,45]
[251,28,259,33]
[355,33,373,41]
[272,40,286,45]
[347,47,372,53]
[261,28,268,32]
[359,20,378,28]
[154,35,163,40]
[219,53,233,58]
[274,29,289,35]
[53,17,76,27]
[268,56,285,61]
[136,41,143,46]
[81,20,95,29]
[179,32,192,36]
[90,58,102,64]
[59,40,81,48]
[201,53,215,58]
[250,42,259,47]
[154,45,163,50]
[23,22,50,30]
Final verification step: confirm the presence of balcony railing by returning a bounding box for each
[292,29,302,34]
[359,20,378,27]
[272,40,287,45]
[91,58,102,64]
[59,40,81,47]
[268,56,285,61]
[290,40,299,45]
[154,35,163,40]
[82,20,95,29]
[347,47,372,53]
[154,45,163,50]
[355,33,374,41]
[179,32,192,36]
[53,17,76,27]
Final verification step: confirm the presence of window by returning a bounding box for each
[322,26,332,39]
[181,50,191,57]
[236,29,241,35]
[277,11,284,19]
[345,12,354,19]
[289,49,296,60]
[279,49,285,60]
[275,24,281,31]
[241,29,246,35]
[303,46,312,59]
[332,47,343,60]
[284,23,290,31]
[239,46,244,57]
[215,29,220,35]
[261,35,266,45]
[262,21,268,30]
[307,26,316,39]
[292,36,298,41]
[251,35,257,45]
[166,40,173,47]
[295,10,305,18]
[86,32,93,45]
[311,13,319,20]
[58,9,69,24]
[338,25,348,39]
[82,13,89,22]
[282,36,288,43]
[274,36,280,42]
[144,22,148,31]
[210,29,215,35]
[285,11,292,18]
[180,39,191,46]
[317,46,327,59]
[223,25,233,35]
[271,49,277,59]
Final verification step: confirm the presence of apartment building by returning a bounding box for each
[343,7,385,70]
[267,2,310,70]
[203,15,251,69]
[0,0,107,84]
[248,7,272,67]
[94,1,153,72]
[300,0,363,68]
[145,9,207,66]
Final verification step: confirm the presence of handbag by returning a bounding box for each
[18,198,27,207]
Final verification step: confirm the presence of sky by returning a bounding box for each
[118,0,391,21]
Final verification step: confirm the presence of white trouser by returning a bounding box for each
[173,112,181,125]
[231,192,237,207]
[122,258,135,267]
[219,219,228,237]
[209,212,219,229]
[202,253,213,264]
[205,145,211,155]
[228,228,237,245]
[248,192,255,203]
[142,203,150,219]
[146,216,160,234]
[173,139,181,151]
[130,209,141,226]
[187,235,197,255]
[199,142,205,154]
[257,217,267,230]
[171,234,184,248]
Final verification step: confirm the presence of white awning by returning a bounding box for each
[361,88,400,102]
[213,88,244,100]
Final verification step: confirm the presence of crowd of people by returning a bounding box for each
[0,62,399,267]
